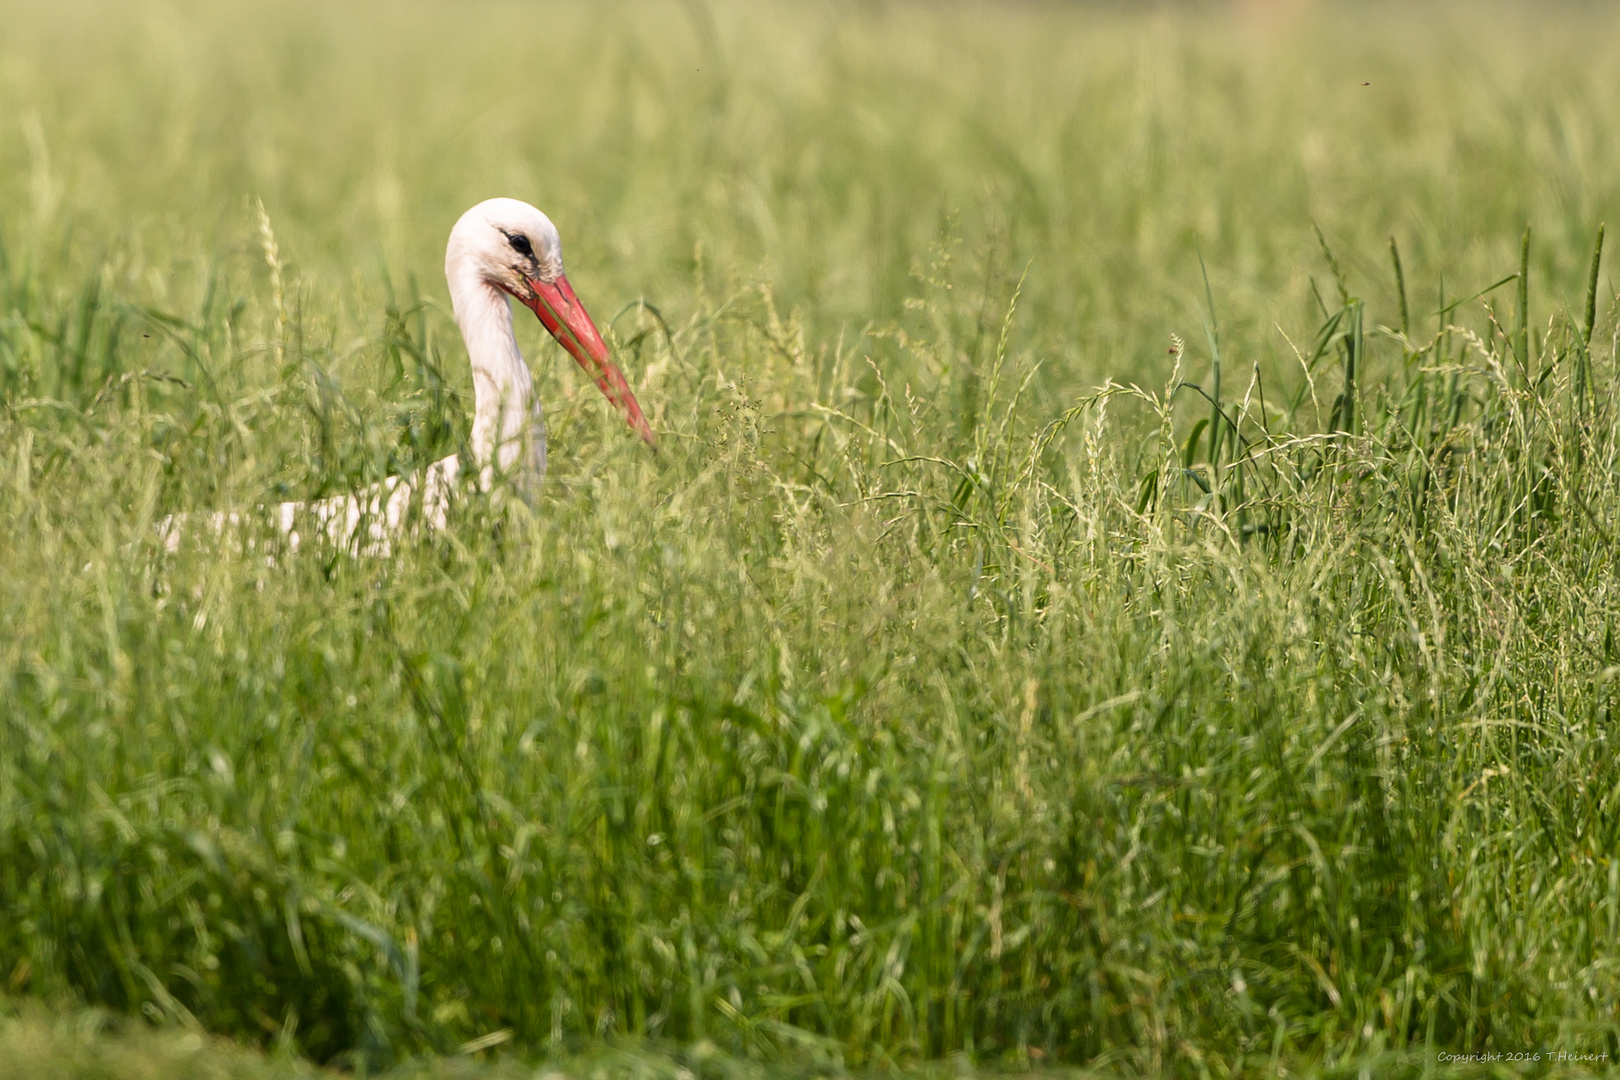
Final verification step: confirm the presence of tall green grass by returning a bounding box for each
[5,1,1620,1075]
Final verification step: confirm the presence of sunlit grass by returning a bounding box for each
[4,1,1620,1076]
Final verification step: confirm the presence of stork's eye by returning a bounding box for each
[507,233,534,258]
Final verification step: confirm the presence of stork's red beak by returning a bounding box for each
[517,274,655,446]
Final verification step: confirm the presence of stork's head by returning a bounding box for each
[448,197,654,446]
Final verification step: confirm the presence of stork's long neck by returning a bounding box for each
[446,261,546,489]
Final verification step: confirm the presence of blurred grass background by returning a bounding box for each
[9,0,1620,390]
[5,0,1620,1076]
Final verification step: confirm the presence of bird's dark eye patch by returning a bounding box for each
[506,232,535,258]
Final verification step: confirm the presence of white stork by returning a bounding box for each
[162,198,653,554]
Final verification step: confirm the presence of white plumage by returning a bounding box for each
[162,198,653,555]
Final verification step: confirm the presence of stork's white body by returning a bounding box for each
[160,198,651,556]
[169,457,461,557]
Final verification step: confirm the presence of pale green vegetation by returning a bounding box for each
[0,998,847,1080]
[4,1,1620,1076]
[1,999,325,1080]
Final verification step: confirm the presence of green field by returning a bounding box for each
[5,0,1620,1075]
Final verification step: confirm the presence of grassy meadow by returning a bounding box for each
[6,0,1620,1075]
